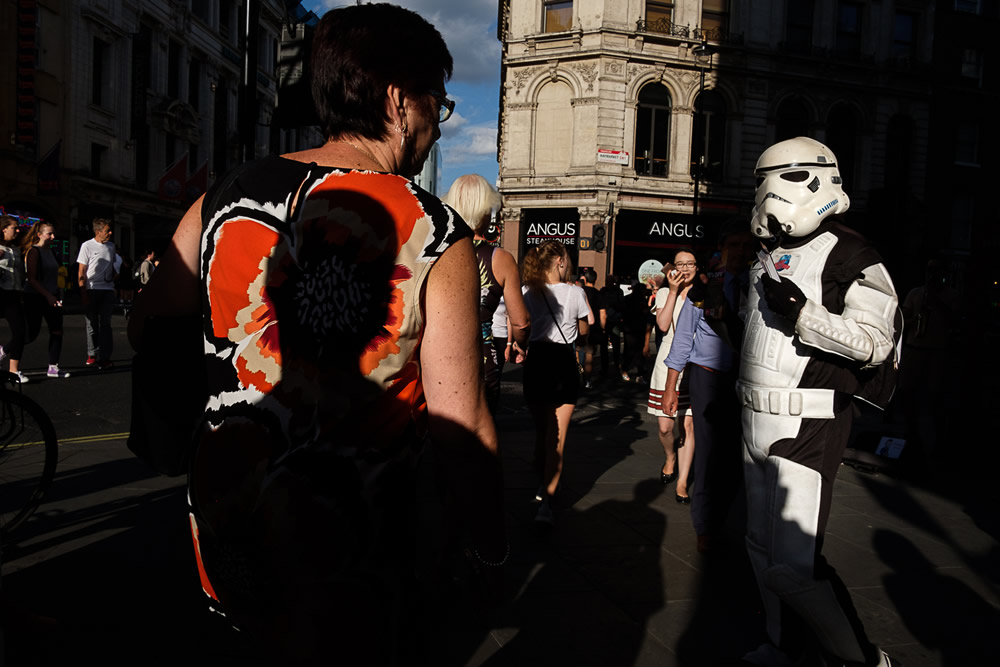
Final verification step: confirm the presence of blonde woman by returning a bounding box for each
[647,249,697,502]
[443,174,529,412]
[518,240,589,524]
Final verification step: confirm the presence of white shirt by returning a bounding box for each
[77,238,117,290]
[522,283,590,344]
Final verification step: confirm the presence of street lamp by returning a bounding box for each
[691,41,714,222]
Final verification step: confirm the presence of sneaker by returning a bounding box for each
[98,360,114,370]
[534,499,555,525]
[47,365,71,378]
[12,371,29,384]
[85,356,97,366]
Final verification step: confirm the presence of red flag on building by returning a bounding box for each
[185,161,209,204]
[158,153,188,202]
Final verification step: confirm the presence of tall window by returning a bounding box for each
[961,48,983,83]
[647,1,674,23]
[785,0,814,53]
[535,81,572,174]
[634,83,671,177]
[219,0,235,43]
[955,124,979,165]
[188,58,201,110]
[775,98,811,141]
[691,90,726,183]
[701,0,730,38]
[885,115,913,189]
[167,39,181,100]
[892,12,916,63]
[90,143,106,177]
[92,37,111,107]
[543,0,572,33]
[826,104,859,188]
[835,2,863,57]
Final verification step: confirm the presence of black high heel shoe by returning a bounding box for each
[660,468,678,484]
[675,493,691,504]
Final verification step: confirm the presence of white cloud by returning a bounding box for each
[440,123,497,165]
[311,1,501,85]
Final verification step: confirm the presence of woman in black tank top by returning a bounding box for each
[443,174,530,412]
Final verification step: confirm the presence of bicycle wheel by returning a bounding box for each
[0,390,58,541]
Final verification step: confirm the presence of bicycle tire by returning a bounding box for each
[0,389,58,541]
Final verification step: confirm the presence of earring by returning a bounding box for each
[400,123,407,148]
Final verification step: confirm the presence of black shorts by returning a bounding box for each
[523,341,579,406]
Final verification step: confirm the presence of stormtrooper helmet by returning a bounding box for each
[750,137,850,239]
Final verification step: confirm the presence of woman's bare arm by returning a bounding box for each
[493,248,530,348]
[422,237,506,558]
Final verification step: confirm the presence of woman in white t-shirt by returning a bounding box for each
[516,240,590,525]
[646,249,697,503]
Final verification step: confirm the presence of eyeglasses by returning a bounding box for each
[428,90,455,123]
[675,261,696,268]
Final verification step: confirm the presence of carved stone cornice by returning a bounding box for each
[571,97,600,106]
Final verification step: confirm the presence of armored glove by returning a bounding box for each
[761,274,807,322]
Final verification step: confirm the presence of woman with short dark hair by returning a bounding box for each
[129,4,501,663]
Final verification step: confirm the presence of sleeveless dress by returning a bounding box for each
[474,240,504,411]
[187,155,471,649]
[647,289,691,417]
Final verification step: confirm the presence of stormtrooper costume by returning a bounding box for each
[739,138,898,666]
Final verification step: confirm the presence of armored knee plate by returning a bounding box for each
[747,455,867,664]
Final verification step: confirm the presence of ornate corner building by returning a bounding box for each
[496,0,948,287]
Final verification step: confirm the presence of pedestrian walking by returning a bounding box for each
[517,240,590,525]
[76,218,116,369]
[0,216,28,383]
[21,220,69,378]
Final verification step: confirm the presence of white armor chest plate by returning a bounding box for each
[740,232,838,389]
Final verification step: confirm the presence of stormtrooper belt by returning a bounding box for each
[735,381,836,419]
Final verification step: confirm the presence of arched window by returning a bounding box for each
[534,81,572,174]
[885,114,913,189]
[691,89,726,183]
[634,83,671,177]
[775,97,811,141]
[826,104,859,188]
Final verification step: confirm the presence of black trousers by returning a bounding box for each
[688,364,742,537]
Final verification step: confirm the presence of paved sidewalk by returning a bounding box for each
[1,338,997,666]
[442,365,999,667]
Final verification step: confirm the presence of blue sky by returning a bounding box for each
[303,1,503,194]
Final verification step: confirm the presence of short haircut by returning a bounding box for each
[442,174,500,236]
[0,215,15,230]
[311,3,453,142]
[92,217,111,233]
[583,268,597,284]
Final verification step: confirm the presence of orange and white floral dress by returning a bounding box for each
[186,156,470,637]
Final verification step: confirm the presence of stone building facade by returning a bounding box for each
[497,0,934,286]
[1,0,320,264]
